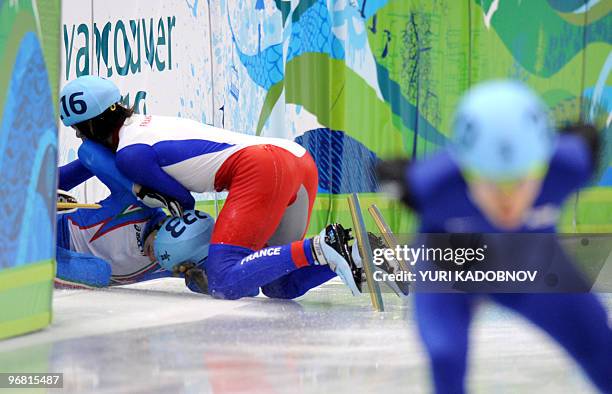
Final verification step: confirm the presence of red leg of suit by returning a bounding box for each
[212,144,318,249]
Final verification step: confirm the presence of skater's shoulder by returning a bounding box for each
[117,114,171,148]
[120,114,169,133]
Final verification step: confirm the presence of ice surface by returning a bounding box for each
[1,278,609,393]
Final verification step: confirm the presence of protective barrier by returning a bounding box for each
[0,0,60,339]
[59,1,611,233]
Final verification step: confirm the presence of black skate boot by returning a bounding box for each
[322,224,364,292]
[367,232,410,296]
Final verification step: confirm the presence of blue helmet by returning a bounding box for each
[60,76,121,127]
[154,210,215,271]
[450,80,556,182]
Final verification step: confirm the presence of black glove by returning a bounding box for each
[57,189,79,212]
[376,159,416,209]
[57,189,78,204]
[135,185,184,217]
[558,122,602,172]
[176,262,209,295]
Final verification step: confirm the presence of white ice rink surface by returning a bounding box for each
[1,279,610,394]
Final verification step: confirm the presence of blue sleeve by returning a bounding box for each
[116,144,195,209]
[78,140,134,194]
[58,160,94,191]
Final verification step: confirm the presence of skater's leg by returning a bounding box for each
[259,154,328,299]
[204,146,337,300]
[55,246,112,288]
[205,145,307,298]
[55,214,111,288]
[211,145,308,250]
[415,293,474,394]
[266,185,313,246]
[205,240,317,300]
[206,224,359,300]
[493,293,612,393]
[261,265,336,299]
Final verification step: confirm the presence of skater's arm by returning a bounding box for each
[78,140,134,195]
[58,159,94,191]
[116,144,195,210]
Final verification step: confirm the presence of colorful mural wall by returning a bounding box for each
[0,0,59,339]
[60,0,611,233]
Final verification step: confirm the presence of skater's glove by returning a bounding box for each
[558,122,601,174]
[135,185,184,217]
[178,263,209,295]
[57,189,78,204]
[376,159,417,209]
[57,189,79,212]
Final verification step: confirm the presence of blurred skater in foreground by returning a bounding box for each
[378,80,612,393]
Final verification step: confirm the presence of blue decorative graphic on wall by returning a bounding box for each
[357,0,392,19]
[375,62,447,150]
[286,0,345,63]
[546,0,591,13]
[231,0,347,91]
[295,128,379,194]
[229,15,284,90]
[0,32,57,268]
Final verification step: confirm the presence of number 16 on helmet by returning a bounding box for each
[59,76,121,127]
